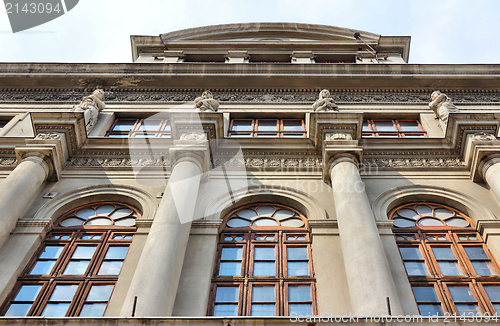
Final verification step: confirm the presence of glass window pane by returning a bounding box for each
[471,261,494,275]
[251,304,275,316]
[412,286,440,302]
[215,287,239,303]
[257,120,278,131]
[254,262,275,276]
[282,120,303,131]
[287,247,308,260]
[362,121,371,131]
[86,285,114,301]
[79,303,107,317]
[398,121,422,131]
[49,285,78,301]
[373,120,396,131]
[254,247,275,260]
[437,261,462,275]
[113,120,136,131]
[492,303,500,315]
[455,304,480,316]
[289,285,311,302]
[288,262,309,276]
[30,261,56,275]
[464,247,489,260]
[138,120,161,131]
[71,246,97,259]
[252,286,275,302]
[484,286,500,302]
[14,285,42,301]
[98,261,124,275]
[39,246,64,259]
[432,247,456,260]
[289,303,312,316]
[4,303,32,317]
[164,121,171,131]
[104,246,129,260]
[255,134,278,138]
[418,304,443,316]
[219,262,241,276]
[64,260,91,275]
[214,304,237,316]
[400,247,423,260]
[448,286,475,302]
[404,262,428,276]
[221,247,243,261]
[42,303,70,317]
[231,120,252,131]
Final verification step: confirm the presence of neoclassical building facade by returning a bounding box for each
[0,23,500,324]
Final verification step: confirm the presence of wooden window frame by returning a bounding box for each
[391,202,500,316]
[105,118,171,138]
[229,119,306,138]
[0,202,139,317]
[363,119,427,138]
[208,203,316,316]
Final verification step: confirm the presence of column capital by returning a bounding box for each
[169,139,210,174]
[466,132,500,182]
[322,143,362,182]
[15,132,67,181]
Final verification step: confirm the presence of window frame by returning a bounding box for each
[208,203,316,317]
[363,119,427,138]
[391,202,500,316]
[105,118,171,138]
[229,118,306,138]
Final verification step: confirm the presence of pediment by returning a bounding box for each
[160,23,380,43]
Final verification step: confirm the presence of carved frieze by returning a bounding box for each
[2,89,500,104]
[34,133,61,140]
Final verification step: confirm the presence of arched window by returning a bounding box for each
[0,202,140,317]
[390,202,500,316]
[209,203,316,317]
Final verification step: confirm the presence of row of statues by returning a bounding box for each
[73,88,458,133]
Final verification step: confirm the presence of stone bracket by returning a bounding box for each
[309,112,363,151]
[468,142,500,182]
[169,111,224,141]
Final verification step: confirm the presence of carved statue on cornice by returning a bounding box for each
[429,91,459,128]
[194,90,219,112]
[312,89,338,112]
[73,89,106,133]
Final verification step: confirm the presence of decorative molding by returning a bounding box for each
[471,132,497,142]
[66,157,171,168]
[325,132,353,141]
[2,88,500,104]
[362,158,466,168]
[34,133,61,140]
[0,158,17,166]
[213,157,322,169]
[180,132,207,141]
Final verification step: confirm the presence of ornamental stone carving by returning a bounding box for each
[179,132,207,140]
[73,89,106,133]
[312,89,338,112]
[471,132,497,142]
[34,133,61,140]
[429,91,459,128]
[194,90,219,112]
[326,132,352,141]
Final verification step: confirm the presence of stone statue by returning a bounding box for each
[73,89,106,133]
[312,89,338,112]
[428,91,459,128]
[194,90,219,112]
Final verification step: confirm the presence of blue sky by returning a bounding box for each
[0,0,499,64]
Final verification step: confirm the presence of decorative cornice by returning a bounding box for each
[66,157,171,168]
[1,89,500,104]
[362,158,466,168]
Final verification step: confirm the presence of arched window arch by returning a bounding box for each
[1,202,140,317]
[209,203,316,316]
[390,202,500,316]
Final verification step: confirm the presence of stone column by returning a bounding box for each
[483,157,500,204]
[121,150,206,317]
[0,155,49,248]
[330,156,403,316]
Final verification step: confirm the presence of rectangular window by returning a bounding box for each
[250,285,276,316]
[30,245,65,275]
[412,285,444,316]
[447,285,481,316]
[229,119,306,138]
[41,284,79,317]
[218,246,243,277]
[213,286,240,316]
[484,285,500,314]
[105,118,171,138]
[79,285,114,317]
[97,246,129,275]
[399,246,429,276]
[286,246,309,276]
[287,285,312,316]
[463,246,496,276]
[3,284,43,317]
[253,247,276,277]
[363,119,427,138]
[431,246,463,276]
